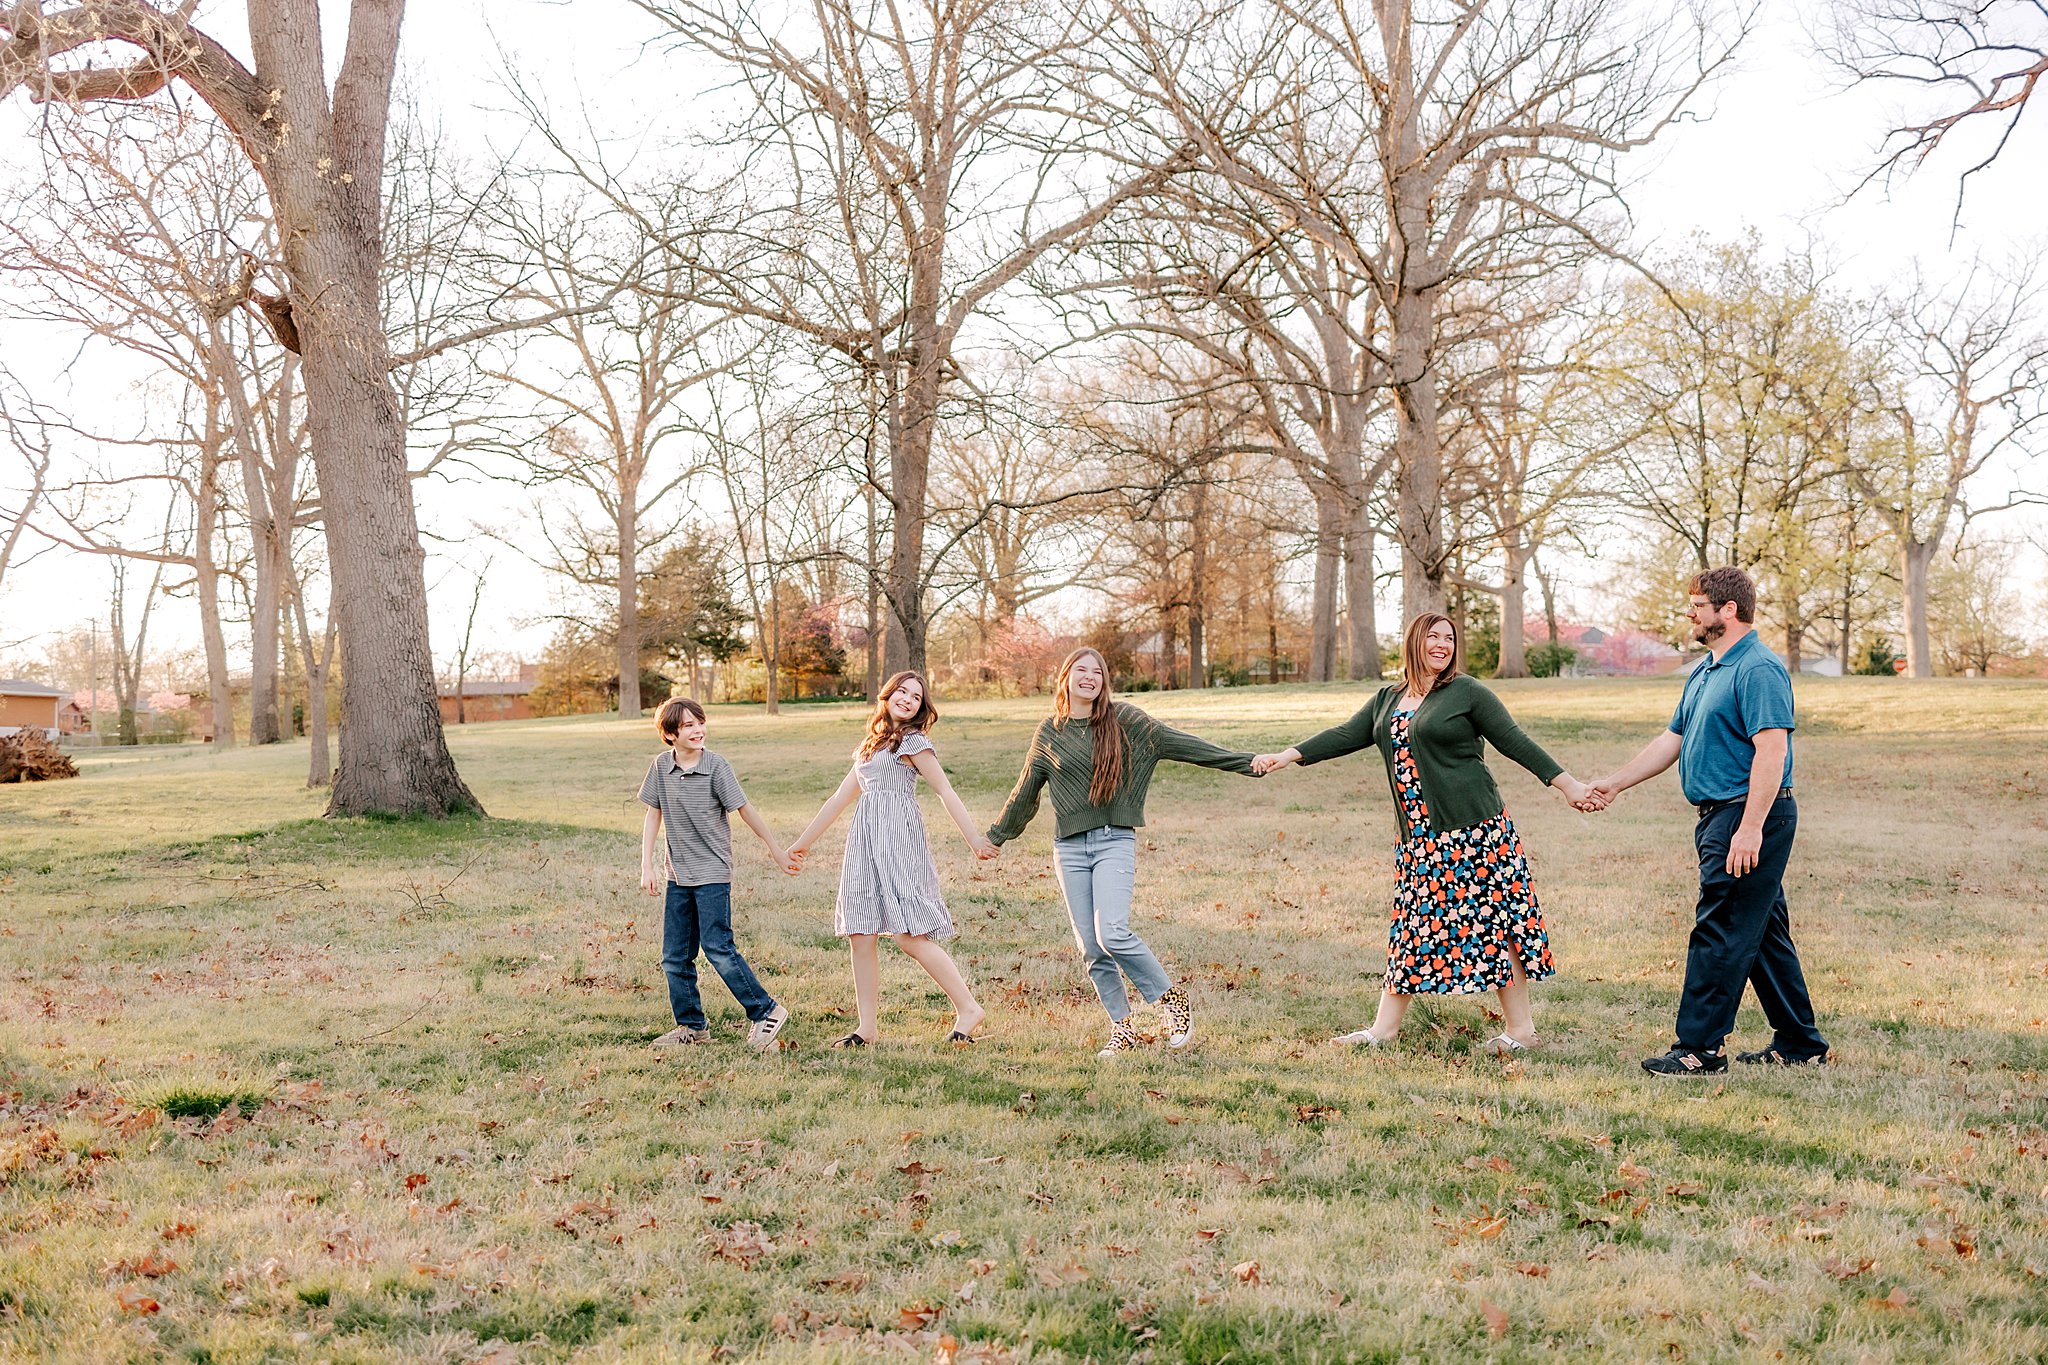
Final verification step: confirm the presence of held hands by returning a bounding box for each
[1250,749,1300,777]
[1554,773,1610,813]
[783,844,807,876]
[972,837,1000,861]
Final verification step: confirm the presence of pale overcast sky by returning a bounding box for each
[1,0,2043,674]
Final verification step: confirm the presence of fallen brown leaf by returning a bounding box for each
[897,1299,941,1329]
[114,1286,159,1315]
[1481,1298,1509,1339]
[1231,1259,1261,1285]
[1868,1286,1913,1311]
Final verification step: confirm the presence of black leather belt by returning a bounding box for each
[1695,787,1794,819]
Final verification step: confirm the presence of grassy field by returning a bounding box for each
[2,678,2045,1363]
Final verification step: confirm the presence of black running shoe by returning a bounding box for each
[1641,1046,1728,1076]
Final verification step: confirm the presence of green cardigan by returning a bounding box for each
[988,702,1256,844]
[1293,675,1564,841]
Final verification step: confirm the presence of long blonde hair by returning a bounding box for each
[1399,613,1464,697]
[1052,647,1127,807]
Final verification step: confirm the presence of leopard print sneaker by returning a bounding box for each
[1095,1018,1141,1059]
[1158,986,1194,1050]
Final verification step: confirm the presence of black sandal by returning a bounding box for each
[832,1032,872,1049]
[946,1031,976,1045]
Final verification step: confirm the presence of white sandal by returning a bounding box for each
[1484,1034,1534,1056]
[1334,1028,1387,1047]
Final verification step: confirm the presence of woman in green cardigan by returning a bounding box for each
[1253,614,1600,1054]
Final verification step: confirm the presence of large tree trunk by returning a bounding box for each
[1390,290,1446,621]
[1497,541,1530,679]
[1901,538,1934,678]
[250,0,478,815]
[884,234,945,676]
[616,500,641,719]
[1343,506,1380,680]
[1308,491,1343,681]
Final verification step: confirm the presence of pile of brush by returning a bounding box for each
[0,729,78,782]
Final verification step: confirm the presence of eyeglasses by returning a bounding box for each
[1682,599,1725,616]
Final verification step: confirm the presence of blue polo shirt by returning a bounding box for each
[1669,630,1795,806]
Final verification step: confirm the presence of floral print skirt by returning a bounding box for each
[1385,710,1554,995]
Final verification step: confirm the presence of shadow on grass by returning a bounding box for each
[159,813,622,861]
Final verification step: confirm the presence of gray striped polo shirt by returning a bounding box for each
[637,748,749,886]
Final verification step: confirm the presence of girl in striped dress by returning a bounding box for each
[787,671,993,1047]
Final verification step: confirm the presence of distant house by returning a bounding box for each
[57,700,91,735]
[0,679,62,738]
[439,663,539,724]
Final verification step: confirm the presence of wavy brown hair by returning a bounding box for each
[1399,612,1465,697]
[859,671,938,760]
[1051,647,1127,806]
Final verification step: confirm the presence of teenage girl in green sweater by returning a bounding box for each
[986,647,1261,1058]
[1253,614,1600,1054]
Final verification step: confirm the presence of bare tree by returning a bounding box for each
[1080,146,1394,680]
[1848,261,2048,677]
[481,187,731,719]
[1452,295,1619,677]
[1112,0,1747,619]
[0,102,291,747]
[2,0,480,815]
[1825,0,2048,206]
[621,0,1179,674]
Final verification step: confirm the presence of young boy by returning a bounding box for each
[637,696,791,1051]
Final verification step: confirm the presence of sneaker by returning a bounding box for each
[651,1025,710,1050]
[1735,1045,1829,1066]
[1158,986,1194,1050]
[1641,1046,1727,1076]
[746,1003,790,1051]
[1095,1018,1141,1059]
[1333,1028,1388,1047]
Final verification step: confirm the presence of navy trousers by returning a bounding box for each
[1674,796,1828,1058]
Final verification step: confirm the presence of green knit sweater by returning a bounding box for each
[987,702,1256,844]
[1294,676,1564,841]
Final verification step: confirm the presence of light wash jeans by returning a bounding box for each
[1053,825,1170,1022]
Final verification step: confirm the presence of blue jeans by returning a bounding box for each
[1053,826,1170,1022]
[1674,798,1827,1057]
[662,882,776,1028]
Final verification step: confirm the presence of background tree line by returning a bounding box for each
[1,0,2042,813]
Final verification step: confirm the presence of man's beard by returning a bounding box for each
[1693,620,1726,646]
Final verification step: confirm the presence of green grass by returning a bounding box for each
[1,678,2045,1362]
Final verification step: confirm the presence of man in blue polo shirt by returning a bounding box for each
[1591,566,1829,1075]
